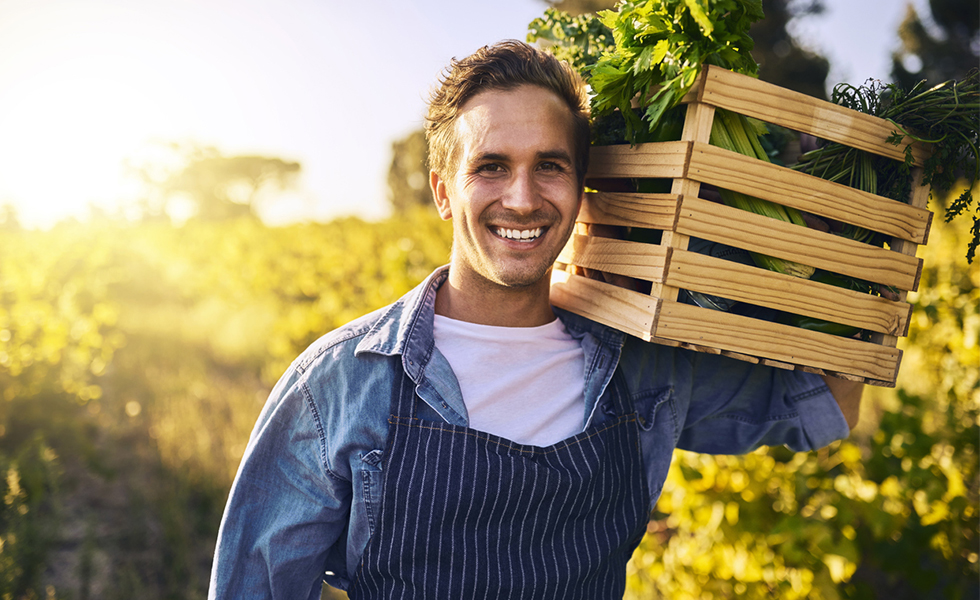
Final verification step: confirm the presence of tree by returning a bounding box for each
[748,0,829,99]
[891,0,979,90]
[136,144,301,222]
[387,130,433,215]
[0,203,20,231]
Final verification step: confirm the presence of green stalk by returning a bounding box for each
[709,109,815,279]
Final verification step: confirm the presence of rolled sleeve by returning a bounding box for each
[779,371,850,451]
[673,350,850,454]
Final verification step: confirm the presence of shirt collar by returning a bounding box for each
[353,265,447,381]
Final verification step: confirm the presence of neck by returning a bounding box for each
[435,268,556,327]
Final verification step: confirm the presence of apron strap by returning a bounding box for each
[607,368,634,418]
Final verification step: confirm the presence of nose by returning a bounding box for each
[499,170,542,215]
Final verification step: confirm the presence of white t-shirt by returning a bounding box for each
[432,314,586,447]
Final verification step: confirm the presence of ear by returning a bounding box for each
[430,169,453,221]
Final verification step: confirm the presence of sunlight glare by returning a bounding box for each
[0,69,172,226]
[0,1,242,228]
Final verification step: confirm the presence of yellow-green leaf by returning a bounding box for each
[682,0,713,36]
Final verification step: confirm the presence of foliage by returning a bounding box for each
[529,0,765,144]
[624,202,979,599]
[542,0,831,97]
[0,436,61,600]
[528,7,616,75]
[387,129,435,215]
[0,225,126,411]
[891,0,979,92]
[0,209,451,598]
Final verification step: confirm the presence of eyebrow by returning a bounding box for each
[537,150,574,163]
[471,150,573,164]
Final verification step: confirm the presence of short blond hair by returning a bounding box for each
[425,40,590,186]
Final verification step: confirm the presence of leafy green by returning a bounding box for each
[793,70,980,263]
[594,0,763,143]
[529,1,764,144]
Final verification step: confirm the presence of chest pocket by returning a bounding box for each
[634,386,676,434]
[632,386,677,503]
[358,449,384,535]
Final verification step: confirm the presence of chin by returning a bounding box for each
[489,264,554,289]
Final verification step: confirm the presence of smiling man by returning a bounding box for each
[430,83,583,326]
[209,40,862,600]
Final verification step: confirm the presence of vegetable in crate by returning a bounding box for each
[792,70,980,263]
[528,0,815,280]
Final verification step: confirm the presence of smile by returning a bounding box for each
[492,226,544,242]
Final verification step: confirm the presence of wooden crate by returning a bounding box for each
[550,65,933,387]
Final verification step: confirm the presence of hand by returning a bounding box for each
[820,375,863,431]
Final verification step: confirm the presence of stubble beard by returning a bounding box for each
[457,211,576,291]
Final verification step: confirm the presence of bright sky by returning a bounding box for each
[0,0,933,229]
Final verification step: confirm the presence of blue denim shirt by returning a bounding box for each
[208,266,849,599]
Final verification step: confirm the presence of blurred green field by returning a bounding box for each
[0,202,975,599]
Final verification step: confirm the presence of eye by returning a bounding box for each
[475,163,503,173]
[539,161,565,172]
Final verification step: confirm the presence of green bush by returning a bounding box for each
[0,436,61,600]
[625,192,979,599]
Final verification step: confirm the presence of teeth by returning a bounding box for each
[495,227,543,241]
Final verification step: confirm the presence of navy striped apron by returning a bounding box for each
[347,367,649,599]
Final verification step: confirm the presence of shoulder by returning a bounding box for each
[286,301,405,429]
[293,304,394,375]
[258,303,402,481]
[616,335,698,400]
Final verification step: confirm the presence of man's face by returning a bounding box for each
[431,85,583,292]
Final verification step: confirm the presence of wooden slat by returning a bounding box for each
[652,103,713,302]
[550,270,659,341]
[558,234,668,282]
[578,191,681,229]
[722,350,762,364]
[654,300,901,382]
[760,358,795,370]
[663,249,911,336]
[587,141,690,179]
[675,196,922,291]
[695,65,931,166]
[872,166,933,348]
[681,100,716,142]
[687,142,932,244]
